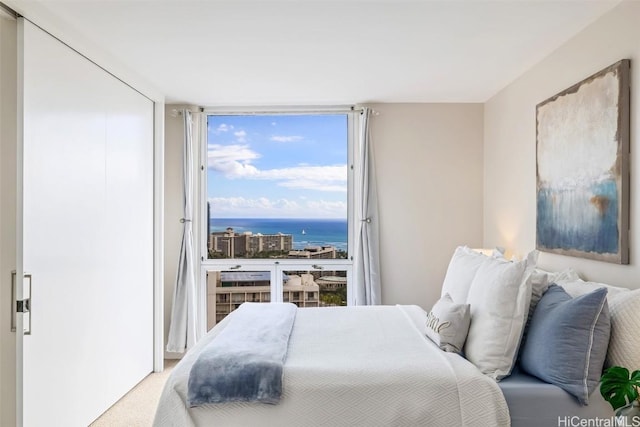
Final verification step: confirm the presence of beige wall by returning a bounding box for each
[0,14,17,427]
[371,103,484,309]
[484,1,640,289]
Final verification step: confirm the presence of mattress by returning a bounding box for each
[499,366,614,427]
[154,305,510,427]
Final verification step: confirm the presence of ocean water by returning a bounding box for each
[209,218,348,251]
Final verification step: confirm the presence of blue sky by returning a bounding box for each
[207,114,348,218]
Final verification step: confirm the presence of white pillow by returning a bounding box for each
[464,250,538,380]
[425,293,471,354]
[440,246,487,304]
[548,268,581,282]
[556,278,629,300]
[607,289,640,369]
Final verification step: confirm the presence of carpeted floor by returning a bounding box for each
[90,359,179,427]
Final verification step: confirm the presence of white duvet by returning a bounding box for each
[153,305,510,427]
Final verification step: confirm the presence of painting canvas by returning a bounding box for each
[536,59,630,264]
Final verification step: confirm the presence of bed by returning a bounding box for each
[499,366,613,427]
[153,304,510,426]
[154,246,638,427]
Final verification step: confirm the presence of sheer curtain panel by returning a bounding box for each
[166,109,199,352]
[354,107,381,305]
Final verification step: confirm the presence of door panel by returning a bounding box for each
[18,19,154,426]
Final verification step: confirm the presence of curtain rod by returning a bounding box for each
[199,106,378,116]
[171,106,378,117]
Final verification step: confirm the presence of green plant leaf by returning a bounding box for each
[600,367,640,411]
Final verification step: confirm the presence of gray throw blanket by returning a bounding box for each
[187,302,297,406]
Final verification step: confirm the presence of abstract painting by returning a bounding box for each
[536,59,630,264]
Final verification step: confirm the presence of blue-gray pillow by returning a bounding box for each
[519,284,610,405]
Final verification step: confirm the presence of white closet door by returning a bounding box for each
[17,19,154,427]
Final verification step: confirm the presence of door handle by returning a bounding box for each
[11,271,31,335]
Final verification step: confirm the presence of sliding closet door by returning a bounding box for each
[17,18,154,427]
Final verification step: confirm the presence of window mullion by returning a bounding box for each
[272,264,283,303]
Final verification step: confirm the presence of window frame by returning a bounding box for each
[197,106,358,331]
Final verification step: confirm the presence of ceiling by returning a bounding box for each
[8,0,621,106]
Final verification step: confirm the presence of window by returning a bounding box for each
[206,114,349,259]
[201,110,355,328]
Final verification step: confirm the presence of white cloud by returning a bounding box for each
[215,161,260,178]
[208,144,261,178]
[279,180,347,192]
[263,166,347,192]
[216,123,234,133]
[209,196,280,211]
[208,197,302,216]
[208,196,346,218]
[260,165,346,183]
[209,143,347,191]
[208,144,259,163]
[270,135,303,143]
[306,200,348,215]
[234,130,247,142]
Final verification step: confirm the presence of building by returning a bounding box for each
[288,246,337,259]
[206,271,320,328]
[248,232,292,254]
[209,227,293,258]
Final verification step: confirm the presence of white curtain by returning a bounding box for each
[166,109,199,353]
[354,107,381,305]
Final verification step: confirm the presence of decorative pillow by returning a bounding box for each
[519,285,610,405]
[606,289,640,369]
[548,269,580,282]
[524,268,581,335]
[424,293,471,353]
[440,246,487,304]
[529,268,580,319]
[463,250,538,380]
[557,278,629,301]
[555,278,639,370]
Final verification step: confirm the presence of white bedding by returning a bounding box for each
[153,305,510,427]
